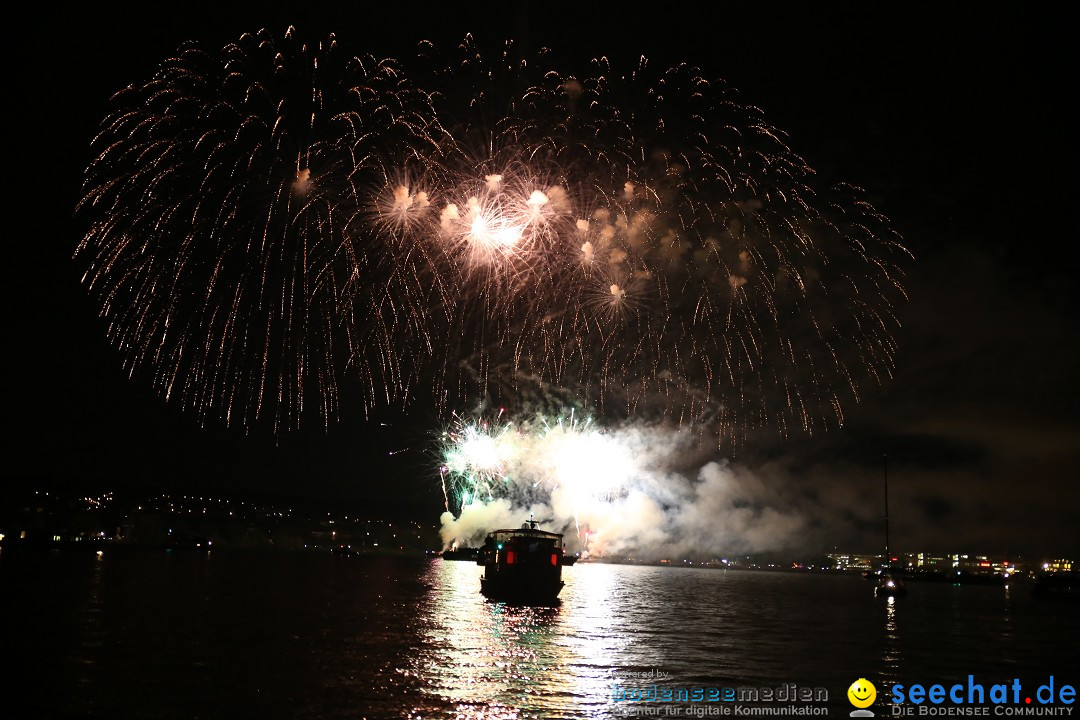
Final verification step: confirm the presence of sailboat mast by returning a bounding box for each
[884,452,890,565]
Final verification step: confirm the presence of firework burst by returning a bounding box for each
[77,27,442,432]
[78,30,909,443]
[438,410,637,527]
[388,42,911,442]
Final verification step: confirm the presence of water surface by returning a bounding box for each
[3,549,1076,718]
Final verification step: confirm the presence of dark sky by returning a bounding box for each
[8,4,1077,555]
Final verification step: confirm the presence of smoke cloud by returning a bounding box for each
[438,420,827,559]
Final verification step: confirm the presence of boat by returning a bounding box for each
[476,519,574,604]
[1031,571,1079,602]
[441,546,481,561]
[874,454,907,598]
[875,573,907,597]
[162,528,211,551]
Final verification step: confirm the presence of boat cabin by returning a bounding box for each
[477,520,570,603]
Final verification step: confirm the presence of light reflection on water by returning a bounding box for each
[880,596,902,689]
[403,562,1079,718]
[408,559,629,718]
[3,552,1077,720]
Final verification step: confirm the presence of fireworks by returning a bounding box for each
[76,28,443,432]
[77,30,910,443]
[434,408,819,559]
[437,410,647,546]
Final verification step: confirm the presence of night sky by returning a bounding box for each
[9,4,1077,555]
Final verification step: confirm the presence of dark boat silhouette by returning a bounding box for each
[874,453,907,598]
[875,573,907,597]
[477,519,575,604]
[162,529,211,551]
[441,546,480,561]
[1031,571,1078,602]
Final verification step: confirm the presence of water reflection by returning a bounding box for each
[408,560,622,719]
[880,595,902,687]
[997,583,1016,668]
[9,553,1075,720]
[560,563,630,707]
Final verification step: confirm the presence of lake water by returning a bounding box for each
[3,549,1076,719]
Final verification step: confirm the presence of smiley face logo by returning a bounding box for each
[848,678,877,709]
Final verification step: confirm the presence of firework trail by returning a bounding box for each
[78,30,910,444]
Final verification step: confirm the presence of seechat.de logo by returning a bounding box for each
[849,678,878,717]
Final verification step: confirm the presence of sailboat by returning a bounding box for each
[874,453,907,598]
